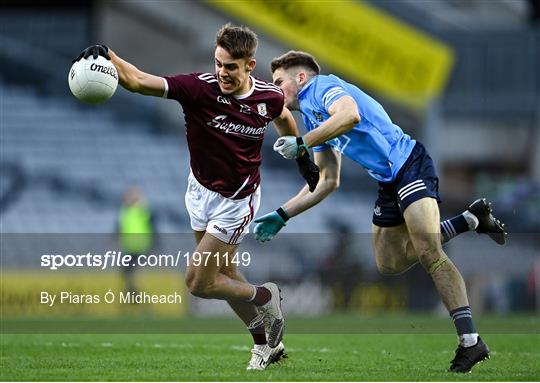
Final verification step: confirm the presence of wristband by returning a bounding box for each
[276,207,290,222]
[296,136,309,153]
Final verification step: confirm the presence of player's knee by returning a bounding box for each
[374,249,393,275]
[374,248,411,275]
[422,254,449,275]
[416,245,444,271]
[375,258,409,275]
[375,261,400,275]
[187,277,214,298]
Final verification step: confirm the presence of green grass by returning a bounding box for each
[1,316,539,381]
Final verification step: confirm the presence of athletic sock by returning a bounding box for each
[248,285,271,306]
[462,210,479,230]
[459,333,479,348]
[450,306,479,347]
[249,326,267,345]
[441,214,471,242]
[247,314,267,345]
[250,332,267,345]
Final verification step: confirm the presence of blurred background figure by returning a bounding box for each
[116,187,156,295]
[320,222,365,312]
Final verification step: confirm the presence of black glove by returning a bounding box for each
[72,44,110,63]
[296,151,320,192]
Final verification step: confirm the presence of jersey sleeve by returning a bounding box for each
[269,91,285,120]
[252,77,284,119]
[163,73,202,105]
[313,76,350,112]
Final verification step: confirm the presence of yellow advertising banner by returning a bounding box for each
[209,0,454,109]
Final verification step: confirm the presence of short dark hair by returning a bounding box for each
[215,23,258,60]
[271,51,320,75]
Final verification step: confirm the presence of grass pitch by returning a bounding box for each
[1,315,538,381]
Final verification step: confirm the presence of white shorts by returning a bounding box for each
[185,172,260,245]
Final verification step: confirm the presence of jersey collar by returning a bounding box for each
[298,75,317,100]
[233,75,256,100]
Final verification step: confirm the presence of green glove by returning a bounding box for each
[253,208,289,242]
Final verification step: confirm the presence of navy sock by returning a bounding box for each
[441,214,470,242]
[450,306,477,335]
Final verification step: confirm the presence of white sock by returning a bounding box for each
[459,333,479,347]
[462,210,479,230]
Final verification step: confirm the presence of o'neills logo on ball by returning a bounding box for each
[90,63,118,80]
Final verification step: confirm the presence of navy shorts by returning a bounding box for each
[372,141,441,227]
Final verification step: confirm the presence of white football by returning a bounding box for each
[68,55,118,104]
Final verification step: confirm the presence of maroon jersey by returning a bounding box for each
[164,72,284,199]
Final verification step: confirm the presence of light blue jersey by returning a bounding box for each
[298,74,416,183]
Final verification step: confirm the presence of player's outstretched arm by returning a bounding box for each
[108,49,165,97]
[253,148,341,242]
[281,148,341,217]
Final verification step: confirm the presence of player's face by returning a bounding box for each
[214,46,255,96]
[272,68,299,110]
